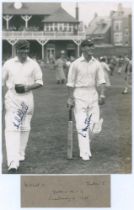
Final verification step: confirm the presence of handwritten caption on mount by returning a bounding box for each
[21,175,110,207]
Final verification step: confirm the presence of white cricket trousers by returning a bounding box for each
[4,90,33,168]
[73,87,100,158]
[5,131,30,168]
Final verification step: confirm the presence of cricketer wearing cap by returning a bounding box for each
[67,39,106,161]
[2,40,43,173]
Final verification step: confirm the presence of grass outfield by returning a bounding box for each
[2,65,132,174]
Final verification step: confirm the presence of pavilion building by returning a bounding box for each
[2,2,85,61]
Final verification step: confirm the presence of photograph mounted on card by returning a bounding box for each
[21,175,110,208]
[2,1,132,175]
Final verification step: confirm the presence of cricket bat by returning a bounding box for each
[67,107,73,159]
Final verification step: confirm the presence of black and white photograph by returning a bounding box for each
[1,1,132,176]
[1,1,134,209]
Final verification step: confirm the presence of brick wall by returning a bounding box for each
[94,46,132,58]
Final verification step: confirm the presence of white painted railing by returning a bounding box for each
[2,31,86,40]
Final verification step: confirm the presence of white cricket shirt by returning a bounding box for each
[2,56,43,89]
[67,55,105,88]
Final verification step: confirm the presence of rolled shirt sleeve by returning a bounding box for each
[66,62,77,87]
[96,62,106,85]
[33,62,43,85]
[2,62,9,86]
[104,62,111,72]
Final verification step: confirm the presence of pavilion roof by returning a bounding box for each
[43,7,79,23]
[3,2,61,15]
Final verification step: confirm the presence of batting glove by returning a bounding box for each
[67,97,75,109]
[99,95,105,105]
[15,84,26,94]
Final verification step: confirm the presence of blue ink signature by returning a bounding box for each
[13,102,28,129]
[78,114,92,138]
[83,114,92,132]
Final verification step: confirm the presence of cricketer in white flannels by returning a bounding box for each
[2,40,43,173]
[67,39,106,161]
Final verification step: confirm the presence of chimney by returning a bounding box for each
[94,12,98,18]
[118,3,123,12]
[76,2,79,21]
